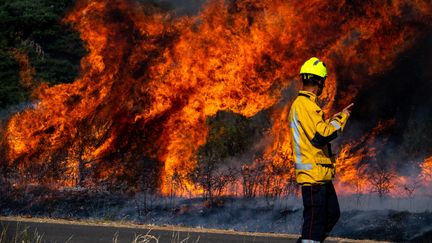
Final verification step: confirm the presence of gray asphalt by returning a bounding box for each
[1,219,303,243]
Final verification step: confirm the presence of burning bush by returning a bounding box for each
[0,0,431,198]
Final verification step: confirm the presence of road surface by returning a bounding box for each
[0,217,372,243]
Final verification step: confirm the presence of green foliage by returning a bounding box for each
[0,49,27,107]
[199,111,256,160]
[0,0,85,109]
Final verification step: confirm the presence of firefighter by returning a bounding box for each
[289,57,353,242]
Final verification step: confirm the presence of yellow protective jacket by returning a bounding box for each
[289,90,349,185]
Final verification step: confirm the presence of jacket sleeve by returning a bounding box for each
[301,104,349,148]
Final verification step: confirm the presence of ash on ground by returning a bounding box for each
[1,188,432,242]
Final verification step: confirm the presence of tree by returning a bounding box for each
[401,180,420,199]
[0,50,25,108]
[367,164,396,199]
[135,157,160,214]
[189,110,259,202]
[0,0,85,109]
[189,153,237,203]
[257,158,291,203]
[240,163,263,198]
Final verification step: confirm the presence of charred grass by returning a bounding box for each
[1,187,432,242]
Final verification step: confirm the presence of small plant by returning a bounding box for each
[0,226,7,243]
[131,230,159,243]
[171,232,200,243]
[111,229,200,243]
[112,231,120,243]
[367,164,396,199]
[0,223,44,243]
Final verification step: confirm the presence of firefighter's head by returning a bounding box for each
[299,57,327,96]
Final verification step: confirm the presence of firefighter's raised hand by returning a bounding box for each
[342,103,354,116]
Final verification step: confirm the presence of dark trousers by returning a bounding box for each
[300,181,340,242]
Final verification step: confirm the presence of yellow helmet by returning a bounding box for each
[299,57,327,79]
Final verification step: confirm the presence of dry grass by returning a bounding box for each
[1,224,197,243]
[1,216,388,243]
[111,229,161,243]
[0,222,44,243]
[0,226,6,242]
[1,220,198,243]
[111,229,200,243]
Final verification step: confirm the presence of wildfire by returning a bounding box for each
[2,0,431,196]
[420,156,432,186]
[334,120,393,195]
[10,50,38,89]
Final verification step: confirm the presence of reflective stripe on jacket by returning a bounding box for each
[289,90,349,185]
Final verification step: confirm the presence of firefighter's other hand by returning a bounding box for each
[342,103,354,116]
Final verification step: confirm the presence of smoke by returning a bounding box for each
[1,0,431,197]
[0,102,35,121]
[139,0,207,16]
[3,190,432,241]
[337,31,432,175]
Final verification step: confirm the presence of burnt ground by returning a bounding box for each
[1,190,432,242]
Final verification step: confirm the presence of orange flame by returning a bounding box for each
[334,120,393,195]
[3,0,431,196]
[420,156,432,186]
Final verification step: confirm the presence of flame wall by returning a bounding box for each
[2,0,431,196]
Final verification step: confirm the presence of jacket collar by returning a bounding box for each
[298,90,318,103]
